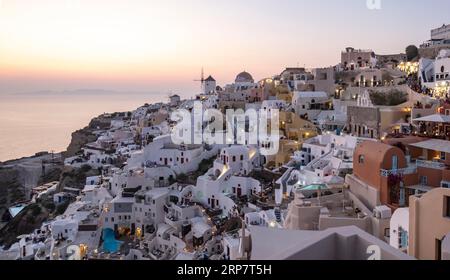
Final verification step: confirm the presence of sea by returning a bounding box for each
[0,90,174,162]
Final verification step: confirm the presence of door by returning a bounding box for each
[436,239,443,260]
[237,188,242,197]
[211,199,215,209]
[392,155,398,170]
[399,227,408,249]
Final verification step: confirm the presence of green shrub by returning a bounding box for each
[370,90,407,106]
[31,205,42,216]
[56,202,70,215]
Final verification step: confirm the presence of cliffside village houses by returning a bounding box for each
[2,24,450,261]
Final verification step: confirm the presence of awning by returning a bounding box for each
[404,185,434,193]
[413,114,450,123]
[409,139,450,153]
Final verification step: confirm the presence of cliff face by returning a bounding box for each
[63,115,112,159]
[0,168,26,226]
[0,204,50,248]
[58,165,100,192]
[63,129,98,158]
[0,113,114,246]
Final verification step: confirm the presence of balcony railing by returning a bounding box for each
[416,160,447,170]
[380,160,449,177]
[380,166,417,177]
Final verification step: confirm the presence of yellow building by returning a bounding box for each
[265,111,318,168]
[279,111,318,142]
[271,139,301,168]
[271,84,293,103]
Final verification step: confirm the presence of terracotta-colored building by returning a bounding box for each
[350,141,417,208]
[407,139,450,189]
[347,139,450,211]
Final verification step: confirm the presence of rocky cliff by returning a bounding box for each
[0,113,115,247]
[63,114,113,158]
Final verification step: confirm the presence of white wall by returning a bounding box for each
[390,208,410,250]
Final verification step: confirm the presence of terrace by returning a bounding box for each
[162,143,203,151]
[295,189,371,222]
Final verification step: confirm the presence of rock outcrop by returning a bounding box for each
[63,114,113,158]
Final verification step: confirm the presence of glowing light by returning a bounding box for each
[136,227,142,239]
[79,244,88,258]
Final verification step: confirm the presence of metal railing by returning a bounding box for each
[380,166,417,177]
[380,159,448,177]
[416,160,447,170]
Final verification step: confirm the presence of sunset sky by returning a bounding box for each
[0,0,449,95]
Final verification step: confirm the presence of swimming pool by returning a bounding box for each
[102,228,123,253]
[297,184,329,191]
[8,204,27,218]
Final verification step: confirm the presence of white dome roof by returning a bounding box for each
[437,49,450,59]
[235,71,254,83]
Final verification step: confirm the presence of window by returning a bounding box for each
[420,176,428,186]
[358,155,365,164]
[445,196,450,218]
[440,152,446,161]
[392,155,398,170]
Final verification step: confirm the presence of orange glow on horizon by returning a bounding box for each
[0,0,437,92]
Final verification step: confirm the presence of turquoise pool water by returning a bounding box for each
[299,184,329,191]
[8,205,26,218]
[102,228,122,253]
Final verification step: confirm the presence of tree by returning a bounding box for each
[406,45,419,62]
[31,205,42,216]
